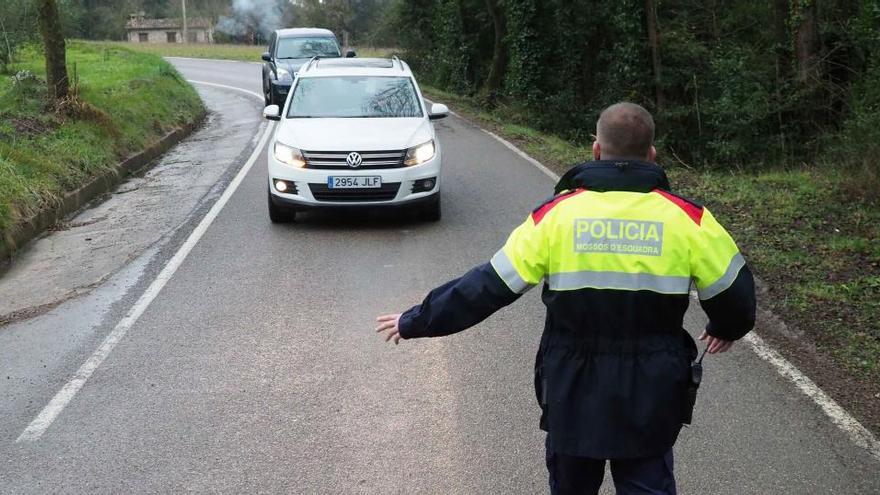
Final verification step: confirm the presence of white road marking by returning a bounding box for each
[16,81,273,443]
[478,113,880,462]
[480,129,561,182]
[164,56,263,66]
[424,95,556,181]
[744,332,880,461]
[187,79,263,100]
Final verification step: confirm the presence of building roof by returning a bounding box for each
[126,17,213,30]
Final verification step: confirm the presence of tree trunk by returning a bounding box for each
[792,0,821,83]
[773,0,790,80]
[482,0,507,103]
[35,0,68,102]
[773,0,791,161]
[645,0,663,110]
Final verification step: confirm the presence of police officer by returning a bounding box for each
[375,102,756,494]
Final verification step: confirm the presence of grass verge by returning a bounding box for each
[97,41,395,63]
[0,41,204,243]
[422,85,880,421]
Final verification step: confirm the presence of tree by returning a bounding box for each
[35,0,68,103]
[481,0,506,102]
[792,0,821,83]
[773,0,791,81]
[645,0,663,110]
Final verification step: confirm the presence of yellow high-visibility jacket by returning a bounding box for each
[400,160,756,459]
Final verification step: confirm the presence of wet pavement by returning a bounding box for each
[0,58,878,494]
[0,86,265,320]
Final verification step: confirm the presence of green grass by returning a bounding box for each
[423,85,594,165]
[672,168,880,380]
[97,41,265,62]
[97,41,396,63]
[0,41,204,241]
[422,86,880,385]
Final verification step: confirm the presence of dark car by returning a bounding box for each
[261,28,355,106]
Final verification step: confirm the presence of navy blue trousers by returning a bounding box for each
[545,436,676,494]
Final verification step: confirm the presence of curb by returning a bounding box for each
[0,111,207,267]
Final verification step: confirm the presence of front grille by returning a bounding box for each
[308,182,401,202]
[302,149,407,169]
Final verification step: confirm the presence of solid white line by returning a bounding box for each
[481,129,560,182]
[187,79,263,100]
[468,108,880,462]
[744,332,880,462]
[423,97,559,181]
[164,56,263,66]
[16,81,273,443]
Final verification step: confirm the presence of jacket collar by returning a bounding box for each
[554,160,670,195]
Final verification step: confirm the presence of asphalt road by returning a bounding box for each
[1,58,878,493]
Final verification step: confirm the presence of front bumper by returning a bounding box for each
[269,81,291,104]
[268,151,441,208]
[270,188,438,211]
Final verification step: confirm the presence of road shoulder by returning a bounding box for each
[0,85,264,325]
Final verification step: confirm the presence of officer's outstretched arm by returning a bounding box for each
[399,216,548,339]
[691,209,757,341]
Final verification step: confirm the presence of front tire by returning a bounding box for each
[265,89,275,107]
[268,190,296,223]
[421,196,441,222]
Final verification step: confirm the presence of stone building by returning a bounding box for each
[125,12,214,43]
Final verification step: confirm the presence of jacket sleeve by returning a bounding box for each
[399,215,549,339]
[690,208,757,341]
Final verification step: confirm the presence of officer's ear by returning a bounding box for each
[592,141,601,160]
[648,145,657,162]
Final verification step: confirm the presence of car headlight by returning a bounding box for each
[274,142,306,168]
[404,140,435,166]
[276,68,293,84]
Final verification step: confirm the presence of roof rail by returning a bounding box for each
[391,55,404,71]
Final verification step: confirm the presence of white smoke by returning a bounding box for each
[216,0,285,38]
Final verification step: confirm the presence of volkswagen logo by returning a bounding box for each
[346,152,363,168]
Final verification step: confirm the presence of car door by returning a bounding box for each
[263,32,277,96]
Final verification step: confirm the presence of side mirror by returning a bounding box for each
[263,105,281,121]
[345,50,357,58]
[261,52,271,62]
[429,103,449,120]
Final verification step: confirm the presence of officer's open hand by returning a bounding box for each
[699,330,734,354]
[375,313,403,345]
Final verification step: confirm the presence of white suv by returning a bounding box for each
[262,57,448,222]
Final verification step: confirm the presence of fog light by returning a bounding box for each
[411,177,437,193]
[275,180,288,192]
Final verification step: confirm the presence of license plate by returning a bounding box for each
[327,176,382,189]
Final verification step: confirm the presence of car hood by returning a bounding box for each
[277,59,308,75]
[275,118,433,151]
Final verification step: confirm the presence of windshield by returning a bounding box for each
[276,37,340,59]
[287,77,424,118]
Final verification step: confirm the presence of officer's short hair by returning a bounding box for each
[596,102,655,159]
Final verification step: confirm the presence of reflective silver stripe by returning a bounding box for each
[490,249,535,294]
[698,252,746,300]
[548,270,691,294]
